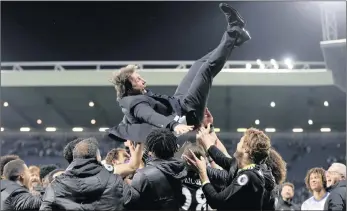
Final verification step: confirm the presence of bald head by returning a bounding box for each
[72,138,101,162]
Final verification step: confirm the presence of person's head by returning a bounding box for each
[305,167,327,193]
[3,159,30,188]
[39,164,58,188]
[73,137,101,162]
[145,128,178,160]
[39,164,58,181]
[233,128,271,168]
[0,154,20,178]
[47,169,65,183]
[326,163,346,188]
[63,137,85,164]
[182,142,206,171]
[105,148,130,165]
[266,147,287,185]
[281,182,295,200]
[111,65,147,99]
[28,165,41,188]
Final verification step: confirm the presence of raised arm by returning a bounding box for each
[133,102,178,129]
[134,102,193,134]
[197,124,234,171]
[114,142,143,178]
[207,145,234,171]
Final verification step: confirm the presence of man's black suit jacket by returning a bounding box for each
[107,91,182,142]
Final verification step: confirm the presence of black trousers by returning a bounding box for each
[173,29,239,125]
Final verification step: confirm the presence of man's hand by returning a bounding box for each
[121,141,143,170]
[202,108,214,127]
[114,141,144,178]
[174,124,194,135]
[196,124,217,151]
[129,142,143,168]
[183,149,209,183]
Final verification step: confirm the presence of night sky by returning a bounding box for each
[1,1,346,62]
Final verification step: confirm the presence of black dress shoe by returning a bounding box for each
[219,3,245,28]
[235,28,251,47]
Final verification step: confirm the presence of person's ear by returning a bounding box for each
[18,173,25,183]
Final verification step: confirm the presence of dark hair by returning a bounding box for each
[110,65,137,100]
[105,148,127,165]
[63,137,85,164]
[47,169,64,183]
[266,147,287,185]
[145,128,178,159]
[3,159,26,181]
[0,154,20,176]
[73,138,99,159]
[40,164,59,180]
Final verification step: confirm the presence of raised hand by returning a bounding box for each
[174,124,194,135]
[196,124,217,150]
[202,108,214,127]
[183,149,207,174]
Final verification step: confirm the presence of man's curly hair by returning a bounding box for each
[266,147,287,184]
[0,154,20,177]
[63,137,85,164]
[110,65,137,100]
[243,128,271,164]
[146,128,178,159]
[305,167,327,192]
[73,137,99,159]
[40,164,59,180]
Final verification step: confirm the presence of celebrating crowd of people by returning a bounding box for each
[1,3,345,211]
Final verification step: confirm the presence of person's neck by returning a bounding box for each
[313,189,327,201]
[282,197,292,203]
[238,158,253,169]
[15,180,25,187]
[141,89,147,94]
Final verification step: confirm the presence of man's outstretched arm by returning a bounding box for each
[208,145,234,171]
[133,102,179,130]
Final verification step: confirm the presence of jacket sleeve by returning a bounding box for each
[39,184,55,211]
[123,171,147,209]
[39,201,53,211]
[208,145,234,171]
[326,192,345,211]
[133,102,178,130]
[206,166,228,190]
[122,181,141,208]
[202,171,258,209]
[294,203,301,210]
[11,189,42,210]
